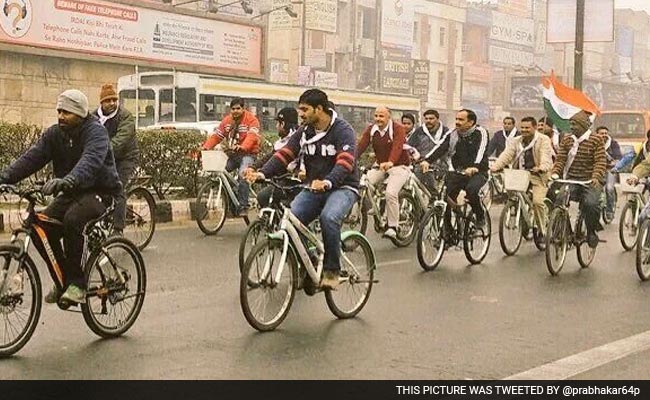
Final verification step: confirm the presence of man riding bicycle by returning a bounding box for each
[202,97,261,216]
[0,90,121,304]
[357,106,411,240]
[443,109,490,232]
[487,117,518,158]
[548,110,607,249]
[490,116,554,234]
[406,109,451,195]
[245,89,359,290]
[593,125,622,221]
[92,83,139,237]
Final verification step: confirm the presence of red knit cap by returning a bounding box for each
[100,83,118,103]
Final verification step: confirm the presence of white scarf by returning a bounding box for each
[97,106,118,126]
[506,127,518,140]
[515,135,537,170]
[604,135,612,151]
[423,123,450,160]
[274,128,297,151]
[299,110,338,160]
[564,129,591,178]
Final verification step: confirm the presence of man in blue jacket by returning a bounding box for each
[246,89,359,289]
[0,90,121,305]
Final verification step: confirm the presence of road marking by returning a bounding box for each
[377,259,411,267]
[505,329,650,380]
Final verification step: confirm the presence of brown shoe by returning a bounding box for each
[320,270,340,290]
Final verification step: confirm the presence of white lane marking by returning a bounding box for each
[505,330,650,380]
[377,259,411,267]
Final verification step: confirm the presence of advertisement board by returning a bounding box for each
[380,47,412,94]
[381,0,414,49]
[305,0,337,33]
[0,0,263,76]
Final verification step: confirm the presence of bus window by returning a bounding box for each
[596,113,646,139]
[119,89,155,127]
[159,88,197,123]
[199,94,218,121]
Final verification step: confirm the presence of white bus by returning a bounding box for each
[117,71,422,134]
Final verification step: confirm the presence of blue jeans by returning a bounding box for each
[605,171,617,214]
[290,188,358,272]
[226,154,255,210]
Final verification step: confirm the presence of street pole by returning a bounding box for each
[300,1,306,68]
[574,0,585,90]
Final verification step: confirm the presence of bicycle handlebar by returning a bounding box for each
[551,179,592,186]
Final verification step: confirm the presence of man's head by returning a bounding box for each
[520,116,537,140]
[423,109,440,131]
[57,89,89,132]
[595,125,609,138]
[373,106,391,129]
[401,113,415,132]
[538,117,554,135]
[297,89,331,127]
[275,107,298,138]
[99,83,119,115]
[503,117,515,132]
[569,110,592,136]
[230,97,246,120]
[455,109,477,132]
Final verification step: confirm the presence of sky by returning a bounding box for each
[616,0,650,13]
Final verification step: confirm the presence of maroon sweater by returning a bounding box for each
[357,121,410,166]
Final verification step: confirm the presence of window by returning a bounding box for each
[440,27,446,47]
[119,89,155,127]
[438,71,445,92]
[361,7,375,39]
[159,88,197,122]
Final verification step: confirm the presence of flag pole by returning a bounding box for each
[574,0,585,90]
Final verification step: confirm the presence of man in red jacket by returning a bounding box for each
[202,97,261,215]
[357,106,411,239]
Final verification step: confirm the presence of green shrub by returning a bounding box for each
[0,122,52,182]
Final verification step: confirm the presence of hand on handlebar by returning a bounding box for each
[627,175,640,185]
[464,167,479,177]
[244,168,263,184]
[420,160,430,173]
[379,161,394,172]
[310,180,330,193]
[297,169,307,181]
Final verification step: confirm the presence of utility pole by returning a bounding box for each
[574,0,585,90]
[300,1,307,68]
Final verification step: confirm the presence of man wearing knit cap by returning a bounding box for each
[0,89,121,305]
[549,110,607,248]
[93,83,139,237]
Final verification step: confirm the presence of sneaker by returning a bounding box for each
[238,208,249,217]
[320,270,340,290]
[383,227,397,239]
[587,231,599,249]
[44,286,60,304]
[60,284,86,304]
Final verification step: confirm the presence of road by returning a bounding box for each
[2,209,650,380]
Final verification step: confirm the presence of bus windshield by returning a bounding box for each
[596,113,646,139]
[119,89,155,127]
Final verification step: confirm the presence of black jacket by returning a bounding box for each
[406,124,451,164]
[486,128,518,158]
[2,115,121,194]
[93,106,139,161]
[448,125,490,172]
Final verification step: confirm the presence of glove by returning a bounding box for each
[42,176,76,196]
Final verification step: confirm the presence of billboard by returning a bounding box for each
[380,47,412,94]
[381,0,414,49]
[305,0,337,33]
[546,0,614,43]
[0,0,263,77]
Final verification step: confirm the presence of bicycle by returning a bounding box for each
[355,166,420,247]
[123,174,156,250]
[483,157,507,210]
[544,179,597,276]
[240,180,376,332]
[0,184,146,357]
[497,169,551,256]
[195,150,259,236]
[416,171,492,271]
[618,173,650,251]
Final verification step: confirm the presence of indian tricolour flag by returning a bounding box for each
[542,72,600,132]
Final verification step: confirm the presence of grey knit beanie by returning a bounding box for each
[56,90,89,118]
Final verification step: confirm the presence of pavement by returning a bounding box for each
[2,207,650,379]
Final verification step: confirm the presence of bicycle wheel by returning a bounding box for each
[325,233,375,319]
[636,219,650,281]
[81,237,146,338]
[238,218,272,273]
[463,209,491,264]
[533,228,546,251]
[601,190,617,225]
[482,181,494,210]
[240,238,297,332]
[0,245,41,357]
[576,215,596,268]
[416,206,446,271]
[619,201,639,251]
[195,180,228,236]
[389,192,419,248]
[499,200,523,256]
[545,208,569,276]
[124,187,156,251]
